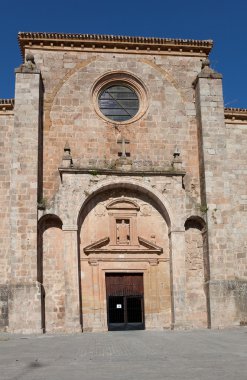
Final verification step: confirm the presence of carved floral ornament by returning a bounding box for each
[91,71,149,125]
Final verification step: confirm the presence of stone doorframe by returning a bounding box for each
[81,261,168,332]
[38,177,194,331]
[75,179,186,330]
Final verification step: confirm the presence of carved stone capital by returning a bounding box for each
[149,258,159,266]
[88,259,99,266]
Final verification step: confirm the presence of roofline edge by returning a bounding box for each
[18,31,214,58]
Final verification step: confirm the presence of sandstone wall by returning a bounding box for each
[0,110,13,330]
[185,221,207,328]
[191,66,247,327]
[28,49,204,204]
[5,68,43,333]
[218,120,247,325]
[2,39,246,332]
[0,111,13,282]
[42,217,65,332]
[202,117,247,327]
[225,121,247,278]
[30,47,210,331]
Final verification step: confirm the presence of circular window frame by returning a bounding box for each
[92,71,148,125]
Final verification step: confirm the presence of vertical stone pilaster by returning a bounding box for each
[63,226,82,332]
[88,258,103,331]
[194,60,234,327]
[169,229,187,328]
[8,57,43,333]
[148,260,159,329]
[194,60,226,279]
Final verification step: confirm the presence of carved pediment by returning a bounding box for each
[83,237,109,253]
[84,236,163,255]
[106,198,140,210]
[138,237,163,253]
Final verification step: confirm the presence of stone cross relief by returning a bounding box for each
[117,137,130,158]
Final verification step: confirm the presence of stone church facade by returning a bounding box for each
[0,32,246,333]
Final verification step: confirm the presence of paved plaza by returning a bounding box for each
[0,328,247,380]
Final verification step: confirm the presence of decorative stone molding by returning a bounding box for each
[62,225,78,231]
[106,198,140,210]
[91,71,148,125]
[0,99,14,112]
[74,177,176,230]
[58,167,186,178]
[84,236,163,254]
[168,228,185,235]
[18,32,213,58]
[224,107,247,124]
[81,257,169,263]
[149,259,159,266]
[88,258,99,266]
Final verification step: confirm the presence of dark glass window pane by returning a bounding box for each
[103,108,129,116]
[99,85,139,121]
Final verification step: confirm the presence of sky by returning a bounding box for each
[1,0,247,108]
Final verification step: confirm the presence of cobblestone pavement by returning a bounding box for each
[0,328,247,380]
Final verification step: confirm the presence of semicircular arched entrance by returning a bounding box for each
[77,183,173,332]
[74,178,177,230]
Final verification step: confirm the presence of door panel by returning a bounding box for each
[105,273,143,296]
[127,297,143,323]
[106,273,144,331]
[108,296,124,324]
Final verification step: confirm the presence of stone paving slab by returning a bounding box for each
[0,328,247,380]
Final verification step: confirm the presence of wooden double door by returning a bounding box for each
[106,273,145,331]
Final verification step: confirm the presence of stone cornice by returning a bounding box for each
[225,107,247,124]
[58,167,186,178]
[18,32,213,57]
[0,99,14,113]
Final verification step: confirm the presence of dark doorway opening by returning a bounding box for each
[106,273,144,331]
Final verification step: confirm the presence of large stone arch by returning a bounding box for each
[76,178,182,331]
[38,214,65,333]
[139,58,187,104]
[37,179,197,332]
[44,55,191,200]
[184,215,210,328]
[75,178,176,230]
[44,57,98,131]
